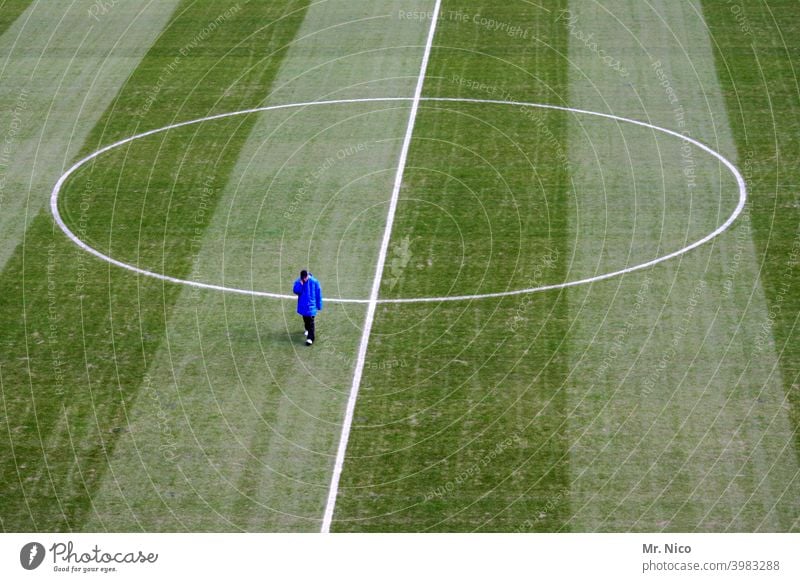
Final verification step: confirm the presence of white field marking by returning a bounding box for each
[50,103,746,305]
[319,0,443,533]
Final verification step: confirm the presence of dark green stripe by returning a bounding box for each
[333,0,572,531]
[0,0,310,532]
[702,0,800,468]
[0,0,34,39]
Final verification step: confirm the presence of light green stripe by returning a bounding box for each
[565,0,799,531]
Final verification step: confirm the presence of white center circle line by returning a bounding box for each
[50,96,747,304]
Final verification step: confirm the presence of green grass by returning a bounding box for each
[703,0,800,462]
[332,0,800,532]
[332,0,573,532]
[0,0,32,38]
[1,0,798,534]
[558,0,798,532]
[0,0,185,274]
[76,0,440,532]
[0,0,311,531]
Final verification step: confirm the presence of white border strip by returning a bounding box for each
[319,0,443,533]
[49,96,747,305]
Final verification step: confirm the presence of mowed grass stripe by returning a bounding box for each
[702,0,800,467]
[332,0,573,532]
[82,0,437,532]
[0,0,33,39]
[563,0,798,531]
[0,0,310,531]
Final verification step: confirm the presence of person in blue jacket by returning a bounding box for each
[293,269,323,345]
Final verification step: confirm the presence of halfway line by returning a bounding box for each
[319,0,443,533]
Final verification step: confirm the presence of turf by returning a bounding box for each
[80,0,437,531]
[331,0,574,532]
[331,0,799,532]
[0,0,32,39]
[702,0,800,465]
[560,0,798,532]
[1,0,798,534]
[0,0,312,531]
[0,0,182,273]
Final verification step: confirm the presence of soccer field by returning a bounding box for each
[0,0,798,533]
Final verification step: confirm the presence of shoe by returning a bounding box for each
[306,339,313,346]
[304,330,309,337]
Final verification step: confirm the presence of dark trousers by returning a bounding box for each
[302,315,315,341]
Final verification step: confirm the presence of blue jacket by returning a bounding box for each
[293,275,323,316]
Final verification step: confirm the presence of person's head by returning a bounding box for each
[300,269,308,282]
